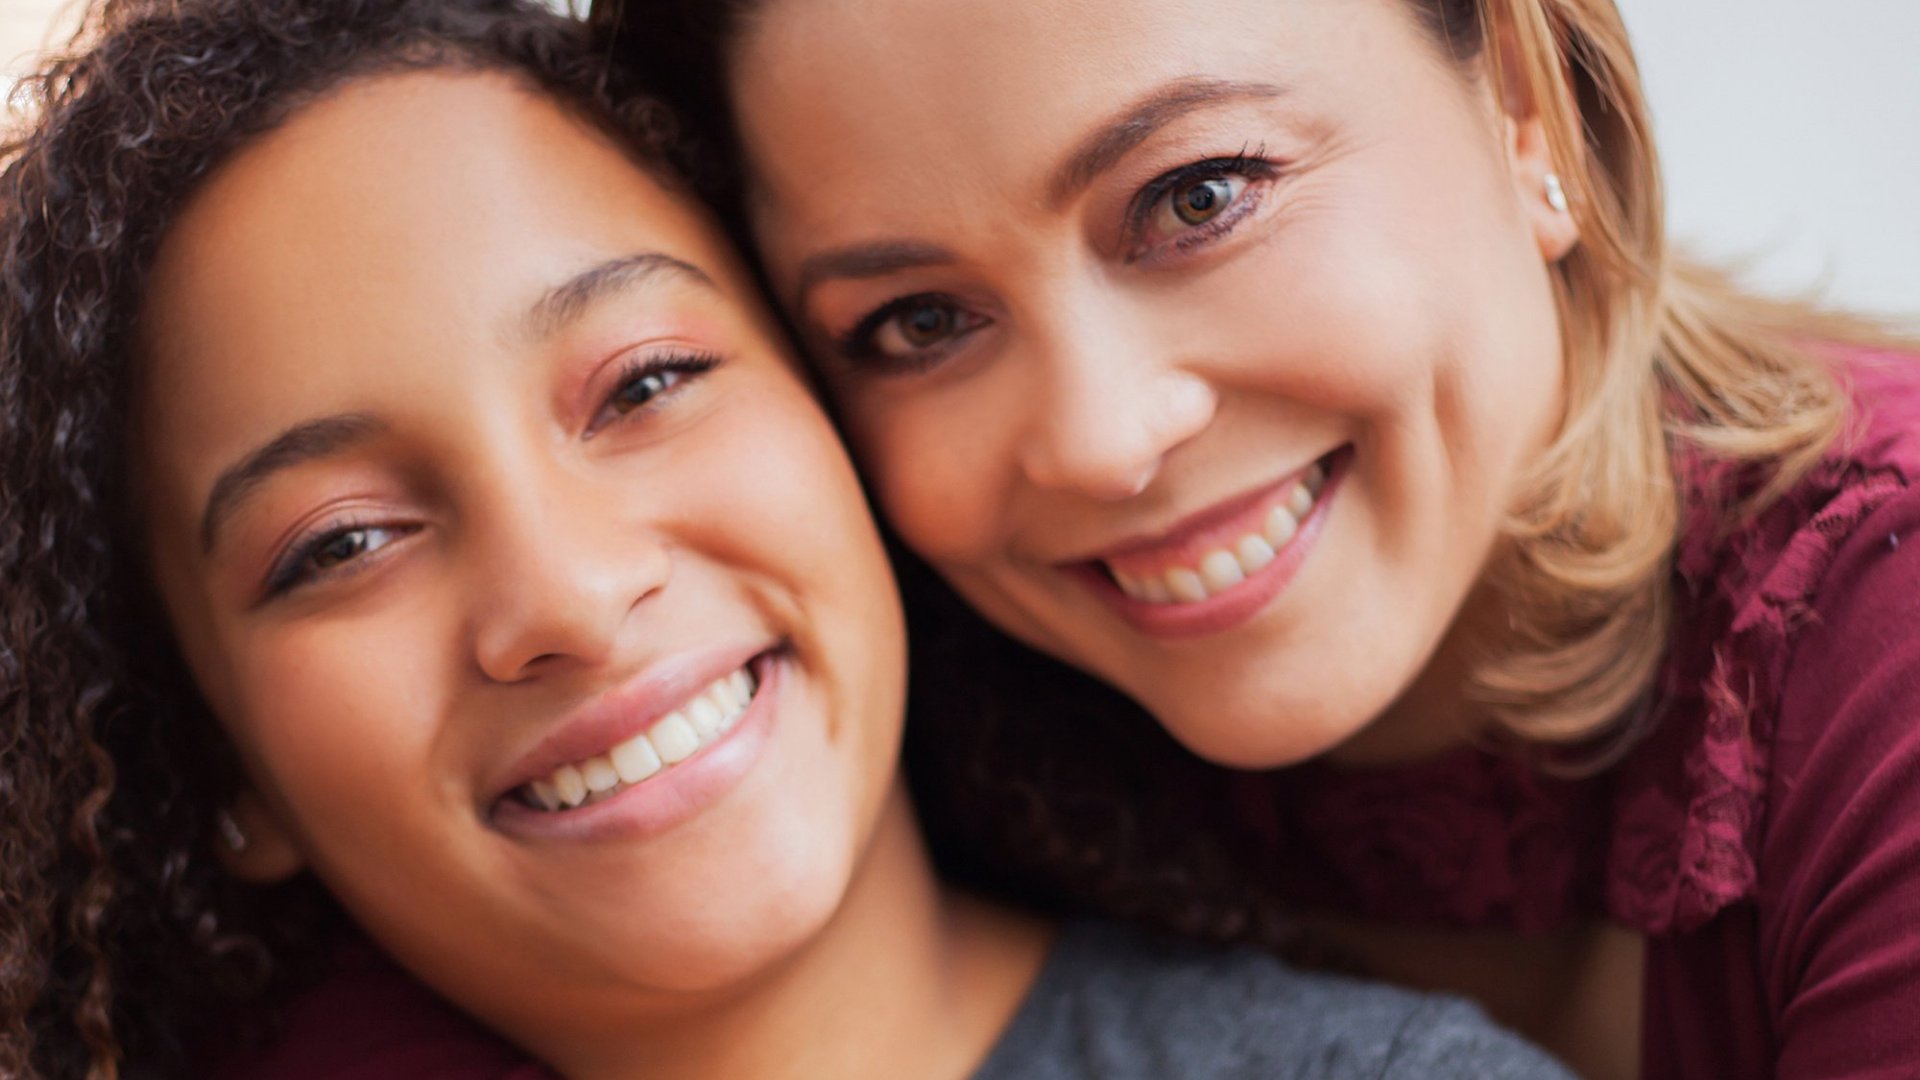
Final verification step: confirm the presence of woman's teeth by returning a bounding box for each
[522,666,759,812]
[1108,464,1325,605]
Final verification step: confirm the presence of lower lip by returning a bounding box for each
[490,651,785,844]
[1077,451,1348,640]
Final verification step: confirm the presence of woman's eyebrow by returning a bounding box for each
[199,413,388,553]
[788,79,1285,313]
[791,240,957,313]
[1044,76,1287,209]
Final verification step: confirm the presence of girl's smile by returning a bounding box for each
[489,644,781,843]
[131,68,914,1064]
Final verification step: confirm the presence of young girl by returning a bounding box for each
[603,0,1920,1076]
[0,1,1578,1077]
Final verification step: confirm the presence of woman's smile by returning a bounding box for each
[737,0,1573,768]
[1065,447,1348,639]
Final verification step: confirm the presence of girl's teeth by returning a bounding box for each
[553,764,588,808]
[519,664,760,812]
[686,696,725,739]
[610,732,662,784]
[1199,550,1245,592]
[649,714,700,764]
[1263,504,1298,548]
[531,778,562,812]
[1286,483,1314,519]
[1107,475,1322,606]
[1167,568,1208,604]
[581,758,620,794]
[1236,534,1277,572]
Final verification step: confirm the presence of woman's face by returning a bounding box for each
[135,72,906,1049]
[734,0,1578,767]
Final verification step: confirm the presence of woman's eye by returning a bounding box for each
[1129,151,1276,260]
[841,295,988,371]
[875,300,964,354]
[1163,175,1245,228]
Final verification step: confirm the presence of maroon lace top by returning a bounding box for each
[1249,350,1920,1078]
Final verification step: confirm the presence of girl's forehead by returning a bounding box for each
[133,72,729,530]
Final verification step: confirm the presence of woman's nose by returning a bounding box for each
[1014,299,1217,500]
[468,473,671,684]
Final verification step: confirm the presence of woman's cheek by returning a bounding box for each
[847,400,986,564]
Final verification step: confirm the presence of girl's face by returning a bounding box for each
[135,72,907,1050]
[734,0,1579,767]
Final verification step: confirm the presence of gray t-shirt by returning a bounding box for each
[973,922,1573,1080]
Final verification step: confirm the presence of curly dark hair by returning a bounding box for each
[0,2,679,1075]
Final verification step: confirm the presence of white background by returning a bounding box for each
[4,0,1917,322]
[1617,0,1919,323]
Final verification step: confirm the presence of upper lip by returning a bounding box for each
[1062,452,1335,565]
[485,641,770,806]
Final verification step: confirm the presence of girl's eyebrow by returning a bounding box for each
[524,251,717,341]
[198,251,721,549]
[1043,76,1287,209]
[199,252,717,554]
[200,412,388,553]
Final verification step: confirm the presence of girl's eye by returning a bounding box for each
[312,527,383,569]
[267,522,407,597]
[588,350,720,434]
[839,294,989,372]
[1128,149,1277,261]
[611,369,680,416]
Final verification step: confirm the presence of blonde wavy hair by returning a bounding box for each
[1464,0,1912,754]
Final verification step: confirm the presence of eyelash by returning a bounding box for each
[261,350,722,599]
[832,146,1278,372]
[586,349,722,436]
[263,514,406,598]
[834,294,984,373]
[1124,144,1278,262]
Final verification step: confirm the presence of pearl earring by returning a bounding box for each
[217,809,249,853]
[1544,172,1569,214]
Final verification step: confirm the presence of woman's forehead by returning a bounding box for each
[733,0,1427,182]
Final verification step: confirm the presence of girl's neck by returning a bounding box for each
[543,784,1053,1080]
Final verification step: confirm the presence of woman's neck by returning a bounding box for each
[1325,585,1503,768]
[542,784,1053,1080]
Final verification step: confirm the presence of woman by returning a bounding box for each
[602,0,1920,1076]
[0,1,1578,1077]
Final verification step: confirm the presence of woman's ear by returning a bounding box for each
[1494,25,1581,263]
[214,787,305,883]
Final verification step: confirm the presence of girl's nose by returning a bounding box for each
[468,474,671,684]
